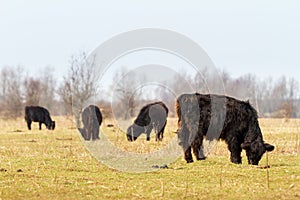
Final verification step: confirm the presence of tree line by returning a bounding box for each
[0,52,299,121]
[110,66,300,119]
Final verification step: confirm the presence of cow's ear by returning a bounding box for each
[265,143,275,152]
[241,143,251,150]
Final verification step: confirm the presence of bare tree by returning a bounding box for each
[111,68,141,120]
[193,67,210,93]
[267,76,287,117]
[58,77,72,115]
[39,66,56,110]
[225,74,256,101]
[219,68,231,90]
[282,77,299,118]
[255,77,273,116]
[262,76,299,118]
[0,68,8,101]
[0,66,24,118]
[23,77,41,106]
[23,66,56,111]
[58,52,98,127]
[0,68,8,115]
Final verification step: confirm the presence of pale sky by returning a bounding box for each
[1,0,300,82]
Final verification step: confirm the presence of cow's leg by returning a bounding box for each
[94,119,100,140]
[96,123,100,140]
[27,120,32,130]
[94,128,100,140]
[154,124,158,141]
[192,134,206,160]
[152,122,159,141]
[226,136,242,164]
[178,126,194,163]
[86,128,91,140]
[154,123,159,141]
[184,146,194,163]
[160,122,166,141]
[146,126,152,141]
[39,122,42,130]
[92,125,100,140]
[156,132,161,142]
[91,124,96,140]
[92,131,96,140]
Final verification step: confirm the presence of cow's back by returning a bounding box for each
[148,102,168,124]
[82,105,102,127]
[25,106,49,122]
[198,94,255,133]
[134,102,168,127]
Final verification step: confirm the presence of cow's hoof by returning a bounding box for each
[197,157,206,160]
[160,164,168,169]
[231,161,242,164]
[186,159,194,163]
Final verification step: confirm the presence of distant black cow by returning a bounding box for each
[176,93,274,165]
[78,105,102,141]
[25,106,55,130]
[127,102,168,142]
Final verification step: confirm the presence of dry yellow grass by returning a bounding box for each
[0,117,299,199]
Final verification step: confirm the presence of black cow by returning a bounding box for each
[25,106,55,130]
[126,102,168,142]
[78,105,102,141]
[176,93,274,165]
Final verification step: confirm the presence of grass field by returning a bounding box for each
[0,117,299,199]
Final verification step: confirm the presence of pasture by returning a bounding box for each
[0,117,299,199]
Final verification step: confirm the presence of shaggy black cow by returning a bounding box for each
[176,93,274,165]
[127,102,168,141]
[78,105,102,141]
[25,106,55,130]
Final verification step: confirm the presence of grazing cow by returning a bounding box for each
[176,93,275,165]
[78,105,102,141]
[25,106,55,130]
[126,102,168,142]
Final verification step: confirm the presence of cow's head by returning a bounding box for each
[47,121,55,130]
[126,124,144,142]
[51,121,55,130]
[241,141,274,165]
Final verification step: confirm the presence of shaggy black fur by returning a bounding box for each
[25,106,55,130]
[78,105,102,141]
[176,93,275,165]
[127,102,168,141]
